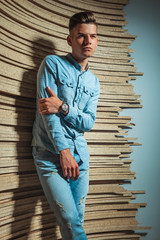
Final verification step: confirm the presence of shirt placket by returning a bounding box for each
[74,72,85,104]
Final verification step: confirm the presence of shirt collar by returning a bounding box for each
[66,53,89,72]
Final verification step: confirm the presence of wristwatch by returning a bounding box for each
[60,102,69,115]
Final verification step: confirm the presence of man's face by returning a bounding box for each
[67,23,98,61]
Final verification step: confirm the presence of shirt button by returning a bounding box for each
[72,133,76,140]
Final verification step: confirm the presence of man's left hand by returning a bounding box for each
[39,86,63,114]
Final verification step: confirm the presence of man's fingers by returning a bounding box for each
[46,86,56,97]
[76,166,80,180]
[72,167,76,179]
[39,100,51,114]
[39,98,46,103]
[39,104,48,114]
[69,166,79,180]
[39,109,49,114]
[63,167,68,178]
[68,169,72,179]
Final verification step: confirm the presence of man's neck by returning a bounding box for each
[71,54,89,72]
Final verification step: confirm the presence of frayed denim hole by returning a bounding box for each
[56,201,66,212]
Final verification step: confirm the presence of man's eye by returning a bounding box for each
[78,35,84,38]
[91,35,96,38]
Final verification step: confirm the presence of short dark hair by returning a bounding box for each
[69,11,97,32]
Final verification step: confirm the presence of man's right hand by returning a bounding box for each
[39,87,63,115]
[60,149,79,181]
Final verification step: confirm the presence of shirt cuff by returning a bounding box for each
[63,105,77,126]
[53,135,69,152]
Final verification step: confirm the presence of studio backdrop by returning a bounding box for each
[1,0,148,239]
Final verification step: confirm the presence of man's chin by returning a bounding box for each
[82,52,93,58]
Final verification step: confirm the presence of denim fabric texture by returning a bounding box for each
[32,54,100,239]
[32,53,100,162]
[33,146,89,240]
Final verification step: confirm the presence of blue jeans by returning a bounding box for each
[32,146,89,240]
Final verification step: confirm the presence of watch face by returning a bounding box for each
[62,103,68,112]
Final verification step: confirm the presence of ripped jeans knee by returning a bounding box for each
[32,146,89,240]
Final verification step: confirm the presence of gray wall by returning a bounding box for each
[122,0,160,239]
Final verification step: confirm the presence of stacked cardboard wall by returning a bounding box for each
[1,0,147,239]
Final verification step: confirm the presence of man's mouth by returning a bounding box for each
[83,47,92,51]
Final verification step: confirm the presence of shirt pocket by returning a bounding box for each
[57,76,74,101]
[78,86,95,110]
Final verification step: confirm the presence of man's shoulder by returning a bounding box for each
[44,54,63,63]
[87,68,98,79]
[42,54,68,70]
[88,70,97,78]
[87,70,100,85]
[84,70,100,94]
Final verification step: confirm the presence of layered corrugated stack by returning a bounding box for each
[1,0,147,239]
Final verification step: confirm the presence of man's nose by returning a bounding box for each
[84,35,91,44]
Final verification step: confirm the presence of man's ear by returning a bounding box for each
[67,35,72,46]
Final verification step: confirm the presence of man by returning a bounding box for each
[32,11,100,240]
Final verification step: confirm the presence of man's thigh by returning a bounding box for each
[32,147,80,219]
[70,158,89,223]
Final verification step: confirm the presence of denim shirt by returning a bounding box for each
[32,53,100,162]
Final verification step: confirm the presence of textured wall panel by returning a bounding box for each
[1,0,149,239]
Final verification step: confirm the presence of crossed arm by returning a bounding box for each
[39,86,99,180]
[39,86,80,180]
[38,57,99,181]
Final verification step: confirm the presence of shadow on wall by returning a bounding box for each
[11,38,59,239]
